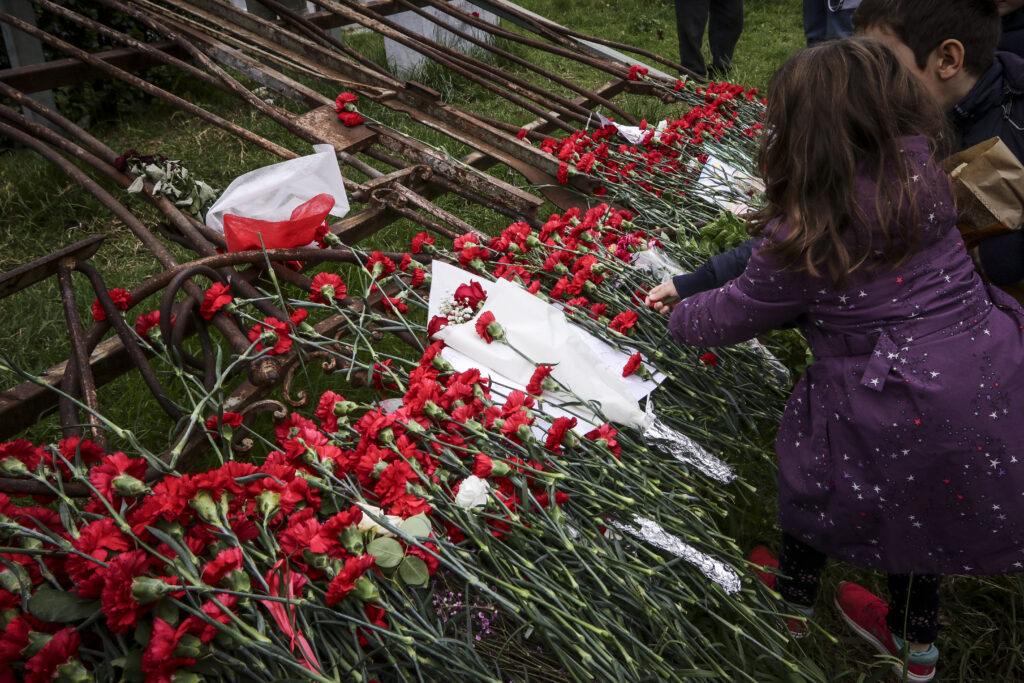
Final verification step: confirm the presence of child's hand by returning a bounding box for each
[645,281,680,314]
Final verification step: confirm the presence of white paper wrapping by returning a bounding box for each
[205,144,349,233]
[429,262,660,430]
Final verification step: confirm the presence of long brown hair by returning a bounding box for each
[748,37,949,288]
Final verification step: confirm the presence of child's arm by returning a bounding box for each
[667,239,810,347]
[672,238,761,299]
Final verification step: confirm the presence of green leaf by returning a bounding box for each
[397,556,429,587]
[27,587,99,623]
[398,514,432,539]
[366,537,404,568]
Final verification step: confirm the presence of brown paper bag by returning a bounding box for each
[939,137,1024,249]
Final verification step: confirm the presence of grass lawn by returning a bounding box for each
[2,0,1023,680]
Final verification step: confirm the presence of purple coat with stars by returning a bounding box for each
[669,137,1024,575]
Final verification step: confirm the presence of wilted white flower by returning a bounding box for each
[356,502,402,536]
[455,475,490,508]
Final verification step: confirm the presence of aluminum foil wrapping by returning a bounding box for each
[643,414,735,483]
[610,515,741,594]
[742,339,791,386]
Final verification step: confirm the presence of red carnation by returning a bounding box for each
[100,549,153,633]
[516,128,528,140]
[474,311,501,343]
[202,546,244,586]
[335,91,358,111]
[309,272,347,303]
[544,416,577,453]
[453,280,487,310]
[366,251,396,278]
[411,268,427,287]
[472,453,494,478]
[622,352,642,377]
[609,310,639,333]
[92,288,132,321]
[134,310,174,340]
[24,627,80,683]
[585,423,621,457]
[526,364,553,395]
[627,64,648,81]
[90,451,148,504]
[337,111,364,127]
[411,231,435,254]
[427,315,450,338]
[557,161,569,185]
[143,617,196,682]
[199,282,232,320]
[699,352,718,367]
[326,554,376,605]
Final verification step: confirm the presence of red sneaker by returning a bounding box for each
[834,581,937,682]
[747,546,809,638]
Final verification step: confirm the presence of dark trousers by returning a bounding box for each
[674,0,743,77]
[803,0,855,46]
[777,532,941,643]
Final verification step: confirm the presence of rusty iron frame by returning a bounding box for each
[0,0,690,494]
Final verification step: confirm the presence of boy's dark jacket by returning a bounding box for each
[675,50,1024,295]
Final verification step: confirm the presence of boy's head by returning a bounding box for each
[854,0,1001,109]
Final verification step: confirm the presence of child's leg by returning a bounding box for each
[776,532,828,608]
[886,574,942,647]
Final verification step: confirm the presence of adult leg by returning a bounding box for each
[803,0,828,47]
[825,5,856,41]
[776,531,828,608]
[674,0,711,77]
[707,0,744,75]
[887,573,941,646]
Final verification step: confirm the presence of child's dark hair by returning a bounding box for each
[748,38,948,288]
[854,0,1000,76]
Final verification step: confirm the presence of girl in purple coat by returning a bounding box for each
[647,38,1024,681]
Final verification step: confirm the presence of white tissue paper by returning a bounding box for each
[428,261,663,432]
[204,144,349,234]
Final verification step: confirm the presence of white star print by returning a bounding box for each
[869,378,879,386]
[838,294,849,303]
[991,412,999,419]
[859,290,868,298]
[852,482,860,491]
[929,371,940,378]
[991,459,1001,468]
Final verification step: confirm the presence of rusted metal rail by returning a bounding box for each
[0,0,689,493]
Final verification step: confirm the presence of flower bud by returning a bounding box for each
[422,401,447,420]
[189,490,222,525]
[402,419,425,435]
[431,354,454,372]
[112,473,150,497]
[175,634,205,659]
[257,490,281,519]
[486,321,505,341]
[354,576,379,602]
[341,526,364,554]
[226,570,251,594]
[377,427,395,444]
[132,576,174,604]
[516,424,534,443]
[0,458,29,477]
[303,549,330,571]
[334,400,359,416]
[491,459,511,477]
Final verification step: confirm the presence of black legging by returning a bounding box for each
[777,532,941,643]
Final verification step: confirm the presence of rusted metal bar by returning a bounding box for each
[392,0,636,124]
[74,263,186,421]
[0,235,105,298]
[0,41,186,93]
[467,0,696,81]
[0,117,253,352]
[0,10,298,161]
[56,261,105,448]
[323,0,585,132]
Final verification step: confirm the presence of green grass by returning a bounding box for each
[2,0,1023,680]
